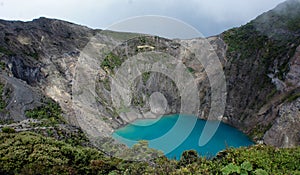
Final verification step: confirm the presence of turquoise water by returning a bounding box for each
[113,114,253,159]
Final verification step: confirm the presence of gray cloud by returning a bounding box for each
[0,0,286,37]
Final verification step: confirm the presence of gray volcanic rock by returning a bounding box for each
[0,74,42,122]
[263,97,300,147]
[0,17,94,125]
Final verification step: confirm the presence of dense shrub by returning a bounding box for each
[1,127,15,133]
[0,132,299,174]
[25,99,65,125]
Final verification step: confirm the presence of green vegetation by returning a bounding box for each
[222,24,265,59]
[223,23,278,63]
[0,82,7,112]
[20,97,89,146]
[25,51,39,60]
[1,126,15,133]
[0,132,299,174]
[216,145,300,174]
[286,92,300,103]
[286,15,300,31]
[97,138,164,162]
[139,36,147,44]
[187,67,195,74]
[142,72,150,84]
[101,77,111,91]
[39,125,90,147]
[101,52,122,73]
[0,119,14,125]
[266,88,277,101]
[221,161,256,175]
[178,150,199,166]
[25,99,65,126]
[280,90,300,104]
[0,132,110,174]
[249,124,272,140]
[132,94,145,107]
[222,13,300,136]
[222,21,300,80]
[0,46,15,56]
[270,1,300,32]
[0,62,5,70]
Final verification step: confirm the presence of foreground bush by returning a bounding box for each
[0,132,299,174]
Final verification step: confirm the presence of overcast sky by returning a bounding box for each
[0,0,286,37]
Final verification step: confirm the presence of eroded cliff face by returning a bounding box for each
[263,97,300,147]
[219,0,300,147]
[259,45,300,147]
[0,0,300,147]
[0,17,94,126]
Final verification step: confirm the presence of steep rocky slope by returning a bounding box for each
[0,0,299,148]
[220,0,300,146]
[0,17,94,124]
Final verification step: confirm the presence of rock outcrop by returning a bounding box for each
[263,97,300,147]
